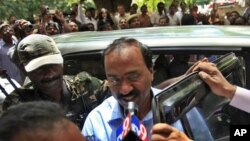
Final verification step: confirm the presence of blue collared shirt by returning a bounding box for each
[0,40,22,84]
[82,87,162,141]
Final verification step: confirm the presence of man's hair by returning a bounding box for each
[0,101,67,141]
[103,37,153,69]
[182,14,196,25]
[157,2,165,8]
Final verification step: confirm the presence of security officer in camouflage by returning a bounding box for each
[2,34,109,129]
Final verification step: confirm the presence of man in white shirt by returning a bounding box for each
[167,5,180,26]
[150,2,168,26]
[76,0,97,30]
[175,2,187,25]
[114,4,130,29]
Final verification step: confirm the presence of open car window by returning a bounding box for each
[152,52,248,141]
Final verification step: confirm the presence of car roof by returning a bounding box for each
[53,25,250,55]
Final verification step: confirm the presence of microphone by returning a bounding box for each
[116,102,148,141]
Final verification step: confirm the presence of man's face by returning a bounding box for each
[129,17,141,28]
[159,18,167,26]
[130,5,138,14]
[119,19,128,29]
[157,3,165,12]
[46,25,59,35]
[1,25,14,40]
[141,6,147,14]
[68,22,78,32]
[117,5,125,15]
[0,25,14,44]
[101,11,107,18]
[87,23,95,31]
[27,64,63,91]
[86,11,91,18]
[169,6,175,15]
[104,46,153,109]
[9,16,17,24]
[230,12,239,20]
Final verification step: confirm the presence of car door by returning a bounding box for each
[152,52,249,141]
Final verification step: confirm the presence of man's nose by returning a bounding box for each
[118,79,133,95]
[41,66,55,78]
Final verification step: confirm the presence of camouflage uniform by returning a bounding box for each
[2,34,111,129]
[3,71,110,129]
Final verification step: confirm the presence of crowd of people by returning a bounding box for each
[0,34,249,141]
[1,0,250,86]
[1,0,250,141]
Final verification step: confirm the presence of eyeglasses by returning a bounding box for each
[107,72,141,87]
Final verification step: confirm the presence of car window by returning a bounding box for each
[63,51,106,80]
[152,52,248,141]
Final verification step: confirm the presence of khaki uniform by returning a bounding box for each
[3,71,110,129]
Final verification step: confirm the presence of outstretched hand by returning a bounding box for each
[193,61,236,99]
[184,57,208,76]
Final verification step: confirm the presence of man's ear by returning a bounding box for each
[149,67,154,81]
[149,67,154,74]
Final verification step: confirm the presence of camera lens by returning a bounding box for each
[24,23,33,33]
[27,23,33,28]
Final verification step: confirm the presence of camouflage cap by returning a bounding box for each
[17,34,63,72]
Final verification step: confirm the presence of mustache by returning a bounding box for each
[117,89,140,99]
[41,75,61,83]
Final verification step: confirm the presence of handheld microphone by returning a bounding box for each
[116,102,148,141]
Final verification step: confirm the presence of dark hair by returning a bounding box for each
[157,2,166,15]
[97,9,115,28]
[103,37,152,69]
[181,14,196,25]
[131,3,138,8]
[140,4,147,11]
[234,16,246,25]
[0,101,67,141]
[230,10,240,17]
[157,2,165,8]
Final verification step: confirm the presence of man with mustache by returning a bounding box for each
[82,37,162,140]
[2,34,104,129]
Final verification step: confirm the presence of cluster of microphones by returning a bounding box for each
[116,102,148,141]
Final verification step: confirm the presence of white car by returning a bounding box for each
[53,25,250,141]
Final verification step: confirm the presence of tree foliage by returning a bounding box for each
[0,0,96,21]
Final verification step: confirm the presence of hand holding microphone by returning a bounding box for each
[116,102,148,141]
